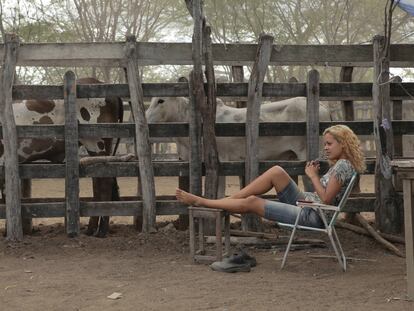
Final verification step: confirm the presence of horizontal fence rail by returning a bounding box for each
[2,121,414,139]
[2,42,414,67]
[0,159,376,179]
[0,192,382,219]
[11,82,414,101]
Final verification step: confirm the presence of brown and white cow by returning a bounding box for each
[0,77,123,237]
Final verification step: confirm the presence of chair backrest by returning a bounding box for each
[329,172,358,226]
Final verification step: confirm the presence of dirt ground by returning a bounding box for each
[0,176,413,311]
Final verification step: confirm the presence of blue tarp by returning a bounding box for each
[398,0,414,16]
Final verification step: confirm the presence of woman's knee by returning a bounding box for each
[269,165,287,177]
[241,196,265,214]
[268,165,291,192]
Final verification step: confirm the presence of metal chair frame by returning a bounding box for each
[278,172,358,271]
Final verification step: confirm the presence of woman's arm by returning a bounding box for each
[305,162,341,204]
[309,174,341,204]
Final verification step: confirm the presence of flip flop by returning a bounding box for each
[210,259,251,273]
[228,249,257,267]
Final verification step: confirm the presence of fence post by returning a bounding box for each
[340,66,354,120]
[232,62,247,193]
[304,69,320,192]
[187,0,204,200]
[243,33,273,232]
[339,66,362,222]
[231,65,245,108]
[202,24,220,200]
[188,0,221,235]
[124,35,157,233]
[188,71,202,196]
[0,34,22,241]
[64,71,80,237]
[392,76,403,158]
[393,76,403,194]
[372,35,401,233]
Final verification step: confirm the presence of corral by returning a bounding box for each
[1,0,414,309]
[4,41,413,229]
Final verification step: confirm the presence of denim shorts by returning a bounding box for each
[263,179,324,228]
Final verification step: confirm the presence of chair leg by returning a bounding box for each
[317,209,346,270]
[327,227,346,271]
[331,226,347,271]
[281,211,302,269]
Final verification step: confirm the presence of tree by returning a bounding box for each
[0,0,188,84]
[45,0,188,82]
[200,0,414,83]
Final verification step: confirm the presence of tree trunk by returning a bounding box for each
[243,34,273,232]
[0,34,23,241]
[372,35,402,233]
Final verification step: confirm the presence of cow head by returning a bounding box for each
[146,97,190,123]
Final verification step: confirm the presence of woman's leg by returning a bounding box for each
[230,165,292,199]
[176,189,266,217]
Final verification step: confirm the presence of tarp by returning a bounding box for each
[398,0,414,16]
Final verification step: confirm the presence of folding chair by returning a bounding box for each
[278,172,358,271]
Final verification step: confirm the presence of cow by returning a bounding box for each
[145,96,331,196]
[0,77,123,237]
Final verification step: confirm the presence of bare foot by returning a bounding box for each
[175,188,202,206]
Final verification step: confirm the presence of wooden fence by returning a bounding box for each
[1,39,414,237]
[2,42,414,67]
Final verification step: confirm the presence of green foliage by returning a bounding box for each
[12,20,76,43]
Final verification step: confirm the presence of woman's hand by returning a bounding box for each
[305,160,341,204]
[305,160,320,179]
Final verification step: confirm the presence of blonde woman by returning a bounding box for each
[176,125,366,228]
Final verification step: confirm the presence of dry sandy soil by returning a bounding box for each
[0,176,413,311]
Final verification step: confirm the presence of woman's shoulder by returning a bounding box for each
[334,159,353,169]
[331,159,355,183]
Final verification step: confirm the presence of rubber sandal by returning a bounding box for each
[228,249,257,267]
[209,259,251,273]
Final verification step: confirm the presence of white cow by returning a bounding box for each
[146,96,331,160]
[146,96,331,196]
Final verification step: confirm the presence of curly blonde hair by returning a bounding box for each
[323,124,366,173]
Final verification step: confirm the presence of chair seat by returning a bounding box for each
[277,222,328,233]
[297,201,339,211]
